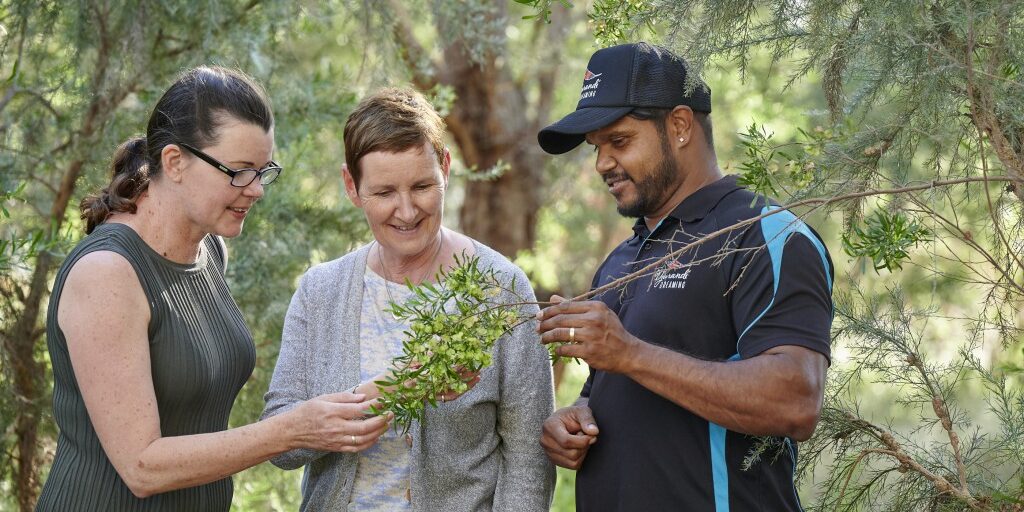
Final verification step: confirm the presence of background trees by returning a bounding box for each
[0,2,310,508]
[2,0,1021,510]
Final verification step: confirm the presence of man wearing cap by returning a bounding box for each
[535,42,833,511]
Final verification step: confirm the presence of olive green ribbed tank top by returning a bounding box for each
[37,223,256,512]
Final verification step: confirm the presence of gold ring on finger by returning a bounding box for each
[350,435,356,444]
[569,327,576,344]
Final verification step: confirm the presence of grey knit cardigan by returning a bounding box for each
[262,242,555,511]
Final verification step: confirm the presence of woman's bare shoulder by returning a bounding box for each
[60,250,148,320]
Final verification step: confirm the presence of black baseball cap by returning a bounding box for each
[538,42,712,155]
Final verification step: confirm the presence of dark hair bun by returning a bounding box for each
[79,136,151,234]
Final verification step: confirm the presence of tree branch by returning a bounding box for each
[907,196,1024,297]
[384,0,439,91]
[960,4,1024,203]
[961,2,1024,288]
[838,412,981,509]
[836,449,894,508]
[158,0,265,59]
[907,352,970,495]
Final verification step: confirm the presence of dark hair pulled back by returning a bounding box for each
[81,66,274,233]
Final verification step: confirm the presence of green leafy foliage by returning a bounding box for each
[800,288,1024,511]
[735,123,822,199]
[514,0,574,22]
[0,182,25,218]
[0,183,33,273]
[373,254,524,433]
[4,0,1024,509]
[589,0,653,46]
[842,210,930,272]
[0,183,74,275]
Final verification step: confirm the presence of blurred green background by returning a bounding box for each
[2,1,1022,510]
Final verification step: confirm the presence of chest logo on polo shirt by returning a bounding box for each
[653,259,691,289]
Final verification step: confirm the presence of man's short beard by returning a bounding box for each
[616,133,679,218]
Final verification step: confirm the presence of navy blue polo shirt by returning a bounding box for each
[575,175,833,512]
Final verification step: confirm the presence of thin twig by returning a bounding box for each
[842,413,981,509]
[910,352,970,494]
[573,175,1023,303]
[836,449,899,508]
[963,0,1024,302]
[908,196,1024,296]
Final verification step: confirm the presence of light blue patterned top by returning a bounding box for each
[349,267,414,510]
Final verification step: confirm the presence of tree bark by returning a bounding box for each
[388,1,572,257]
[5,251,53,511]
[451,71,547,257]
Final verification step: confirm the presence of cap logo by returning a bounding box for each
[580,69,603,100]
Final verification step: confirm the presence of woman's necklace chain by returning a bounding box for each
[375,234,445,315]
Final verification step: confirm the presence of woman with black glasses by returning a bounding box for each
[36,66,390,512]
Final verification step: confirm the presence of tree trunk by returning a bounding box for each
[438,27,548,257]
[387,1,571,257]
[453,110,547,257]
[7,157,88,509]
[6,251,54,511]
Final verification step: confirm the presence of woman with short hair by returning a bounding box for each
[263,87,555,511]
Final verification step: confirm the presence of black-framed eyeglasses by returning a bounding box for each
[178,142,282,187]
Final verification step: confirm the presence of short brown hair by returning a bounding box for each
[343,87,446,188]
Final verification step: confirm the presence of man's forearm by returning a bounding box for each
[620,341,826,440]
